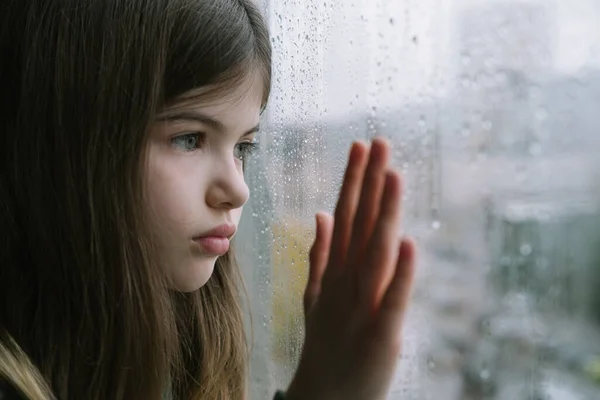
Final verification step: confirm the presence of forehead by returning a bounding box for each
[164,71,265,122]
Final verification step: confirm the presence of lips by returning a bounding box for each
[192,223,236,255]
[193,236,230,255]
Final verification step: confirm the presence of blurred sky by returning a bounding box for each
[265,0,600,124]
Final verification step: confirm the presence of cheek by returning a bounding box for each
[145,151,205,228]
[147,172,180,226]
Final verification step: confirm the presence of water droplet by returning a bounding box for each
[520,244,533,256]
[480,369,491,381]
[432,220,441,230]
[427,358,436,370]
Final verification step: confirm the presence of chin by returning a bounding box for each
[170,256,218,292]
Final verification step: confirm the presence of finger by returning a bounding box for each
[377,238,416,350]
[304,212,334,316]
[347,137,390,268]
[360,170,404,310]
[322,141,369,285]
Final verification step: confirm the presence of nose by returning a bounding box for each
[205,156,249,210]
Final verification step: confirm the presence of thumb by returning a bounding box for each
[304,212,334,317]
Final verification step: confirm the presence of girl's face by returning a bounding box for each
[146,75,263,292]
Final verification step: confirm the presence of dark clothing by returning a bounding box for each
[0,380,26,400]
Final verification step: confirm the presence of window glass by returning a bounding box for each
[239,1,600,398]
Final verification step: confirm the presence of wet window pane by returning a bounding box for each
[238,0,600,398]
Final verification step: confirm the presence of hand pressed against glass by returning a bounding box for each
[288,138,417,400]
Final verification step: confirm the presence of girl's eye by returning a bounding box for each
[170,133,203,152]
[234,141,259,163]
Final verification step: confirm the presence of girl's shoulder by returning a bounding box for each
[0,332,52,400]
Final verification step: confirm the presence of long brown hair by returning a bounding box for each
[0,0,271,399]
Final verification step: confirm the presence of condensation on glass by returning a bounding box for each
[238,0,600,399]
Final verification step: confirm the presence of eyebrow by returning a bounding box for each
[158,111,260,136]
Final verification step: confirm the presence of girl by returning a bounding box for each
[0,0,416,399]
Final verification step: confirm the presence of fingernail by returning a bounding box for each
[373,136,389,146]
[348,141,363,161]
[348,142,357,158]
